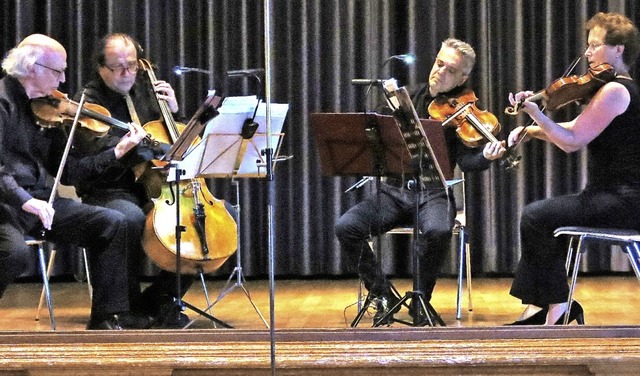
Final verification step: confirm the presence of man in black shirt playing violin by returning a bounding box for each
[0,34,151,330]
[335,38,506,325]
[69,33,237,329]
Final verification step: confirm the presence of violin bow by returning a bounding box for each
[42,91,87,236]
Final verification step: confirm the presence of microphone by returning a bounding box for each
[351,54,415,86]
[351,78,385,86]
[225,69,265,134]
[380,53,416,69]
[227,68,264,77]
[391,53,416,64]
[173,66,211,75]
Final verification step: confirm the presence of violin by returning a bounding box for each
[505,63,616,115]
[31,90,132,136]
[428,88,502,148]
[428,88,521,169]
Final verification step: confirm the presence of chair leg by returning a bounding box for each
[456,226,466,320]
[81,248,93,299]
[465,242,473,312]
[626,243,640,283]
[36,243,56,330]
[563,237,584,325]
[36,249,56,324]
[565,236,576,276]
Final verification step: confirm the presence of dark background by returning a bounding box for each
[2,0,639,280]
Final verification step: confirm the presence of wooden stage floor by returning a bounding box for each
[0,276,638,375]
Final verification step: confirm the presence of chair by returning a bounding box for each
[381,204,472,320]
[25,239,92,330]
[554,226,640,325]
[356,177,473,323]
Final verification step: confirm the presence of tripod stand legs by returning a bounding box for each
[372,290,445,327]
[211,265,269,329]
[351,282,444,328]
[177,273,231,329]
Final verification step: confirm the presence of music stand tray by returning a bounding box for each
[310,112,453,181]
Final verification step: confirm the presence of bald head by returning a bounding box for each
[18,33,66,53]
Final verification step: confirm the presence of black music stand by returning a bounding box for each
[160,93,233,329]
[175,99,287,328]
[312,111,452,327]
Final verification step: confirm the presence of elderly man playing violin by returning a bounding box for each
[0,34,151,330]
[335,38,506,325]
[505,12,640,326]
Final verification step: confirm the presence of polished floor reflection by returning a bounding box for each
[0,276,637,331]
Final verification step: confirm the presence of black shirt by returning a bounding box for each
[0,75,95,226]
[588,77,640,187]
[68,74,167,197]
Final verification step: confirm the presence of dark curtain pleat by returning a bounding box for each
[2,0,640,280]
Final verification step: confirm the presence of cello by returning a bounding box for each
[137,58,238,274]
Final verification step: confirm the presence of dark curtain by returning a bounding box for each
[2,0,639,279]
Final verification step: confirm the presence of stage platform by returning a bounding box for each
[0,277,637,375]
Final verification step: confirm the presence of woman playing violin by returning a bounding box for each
[506,12,640,325]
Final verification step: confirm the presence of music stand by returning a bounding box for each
[312,107,453,327]
[159,92,234,329]
[175,98,288,328]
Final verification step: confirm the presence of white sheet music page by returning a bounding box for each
[169,96,289,180]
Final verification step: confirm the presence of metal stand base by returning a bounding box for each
[185,179,268,329]
[190,265,269,329]
[378,290,445,327]
[181,271,233,329]
[350,284,406,327]
[181,299,232,328]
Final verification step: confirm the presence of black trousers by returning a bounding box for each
[0,198,130,318]
[510,185,640,306]
[83,187,238,315]
[334,183,456,301]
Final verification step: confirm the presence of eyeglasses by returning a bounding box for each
[102,61,139,75]
[586,42,606,51]
[34,62,65,79]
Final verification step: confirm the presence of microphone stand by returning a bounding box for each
[264,1,277,374]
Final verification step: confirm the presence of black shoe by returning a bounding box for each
[505,307,548,326]
[554,301,585,325]
[86,312,153,330]
[152,303,191,329]
[372,293,401,326]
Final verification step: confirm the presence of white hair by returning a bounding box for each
[1,44,45,77]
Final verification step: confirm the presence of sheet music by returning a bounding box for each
[203,96,289,135]
[383,80,447,190]
[169,97,289,180]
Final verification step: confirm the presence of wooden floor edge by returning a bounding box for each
[0,325,639,343]
[0,328,638,375]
